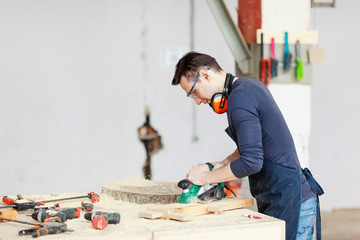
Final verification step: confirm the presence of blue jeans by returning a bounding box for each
[296,195,317,240]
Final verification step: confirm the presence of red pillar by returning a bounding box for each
[238,0,262,44]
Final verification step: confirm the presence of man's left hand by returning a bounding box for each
[186,163,210,185]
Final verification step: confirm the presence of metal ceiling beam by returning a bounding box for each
[206,0,252,74]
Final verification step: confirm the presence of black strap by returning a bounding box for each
[303,168,324,196]
[316,195,322,240]
[303,168,324,240]
[228,74,235,95]
[205,162,214,169]
[205,162,237,197]
[224,183,237,197]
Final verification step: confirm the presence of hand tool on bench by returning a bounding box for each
[31,208,80,222]
[177,162,235,203]
[80,202,93,212]
[0,209,17,221]
[0,216,73,238]
[1,192,100,210]
[84,211,120,230]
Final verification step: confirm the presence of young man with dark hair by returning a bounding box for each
[172,51,323,240]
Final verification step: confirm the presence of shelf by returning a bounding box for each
[256,29,318,44]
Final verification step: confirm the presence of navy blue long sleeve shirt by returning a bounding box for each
[227,78,314,202]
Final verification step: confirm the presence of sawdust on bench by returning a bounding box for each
[0,192,271,239]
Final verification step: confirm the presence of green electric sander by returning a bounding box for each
[177,162,228,203]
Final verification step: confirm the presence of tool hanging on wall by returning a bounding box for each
[270,38,278,78]
[295,40,304,80]
[137,107,163,180]
[260,33,271,87]
[283,32,292,72]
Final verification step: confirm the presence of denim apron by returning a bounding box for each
[225,127,324,240]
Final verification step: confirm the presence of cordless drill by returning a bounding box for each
[31,208,80,222]
[84,211,120,230]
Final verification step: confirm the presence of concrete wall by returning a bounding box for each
[0,0,358,211]
[310,1,360,210]
[0,0,237,195]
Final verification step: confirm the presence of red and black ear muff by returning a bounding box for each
[210,93,228,114]
[209,73,231,114]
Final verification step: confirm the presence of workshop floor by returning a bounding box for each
[322,208,360,240]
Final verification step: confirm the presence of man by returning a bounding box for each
[171,52,323,240]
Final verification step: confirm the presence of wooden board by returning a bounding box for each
[139,211,163,219]
[147,197,254,219]
[308,48,326,62]
[256,29,319,44]
[167,213,194,222]
[207,204,228,214]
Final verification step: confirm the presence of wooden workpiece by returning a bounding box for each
[102,178,182,204]
[0,179,285,239]
[143,197,254,220]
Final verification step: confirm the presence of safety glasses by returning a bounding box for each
[186,67,210,97]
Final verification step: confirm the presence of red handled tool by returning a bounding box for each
[1,192,100,210]
[0,216,73,238]
[84,211,120,230]
[31,208,80,222]
[260,33,271,87]
[270,37,279,78]
[243,214,262,219]
[80,202,93,212]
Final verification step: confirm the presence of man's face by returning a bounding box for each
[180,71,215,105]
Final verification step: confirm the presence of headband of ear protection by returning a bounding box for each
[209,73,233,114]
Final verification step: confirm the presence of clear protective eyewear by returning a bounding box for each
[186,67,210,97]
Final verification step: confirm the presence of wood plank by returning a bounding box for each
[308,48,326,62]
[148,197,253,218]
[138,211,163,219]
[167,213,194,222]
[256,29,319,44]
[207,205,228,214]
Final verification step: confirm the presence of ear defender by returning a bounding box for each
[209,73,232,114]
[210,93,228,114]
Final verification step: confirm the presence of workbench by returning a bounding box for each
[0,192,285,240]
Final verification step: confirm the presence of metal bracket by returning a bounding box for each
[206,0,252,75]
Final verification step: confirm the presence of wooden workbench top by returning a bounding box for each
[0,192,285,240]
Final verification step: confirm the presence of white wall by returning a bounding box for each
[0,0,236,195]
[310,1,360,210]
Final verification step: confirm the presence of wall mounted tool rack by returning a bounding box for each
[252,29,320,85]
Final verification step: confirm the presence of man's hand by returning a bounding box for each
[186,163,210,186]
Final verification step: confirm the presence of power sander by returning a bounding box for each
[177,162,232,203]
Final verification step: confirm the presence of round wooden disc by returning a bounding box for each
[102,178,182,204]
